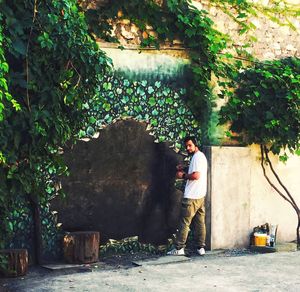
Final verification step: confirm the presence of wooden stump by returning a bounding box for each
[63,231,100,264]
[0,249,28,277]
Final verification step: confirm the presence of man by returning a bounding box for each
[167,136,207,256]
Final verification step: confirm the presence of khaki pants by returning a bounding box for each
[175,197,206,249]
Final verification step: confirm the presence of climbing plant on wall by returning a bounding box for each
[0,0,110,263]
[208,0,300,33]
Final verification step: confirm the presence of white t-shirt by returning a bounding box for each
[184,151,207,199]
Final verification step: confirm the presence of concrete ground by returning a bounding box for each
[1,250,300,292]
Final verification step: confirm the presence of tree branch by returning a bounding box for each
[66,61,82,88]
[260,145,298,211]
[25,0,38,112]
[264,145,300,213]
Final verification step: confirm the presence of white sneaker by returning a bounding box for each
[167,248,185,256]
[197,247,205,256]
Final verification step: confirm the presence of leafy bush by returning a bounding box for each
[0,0,110,248]
[220,57,300,160]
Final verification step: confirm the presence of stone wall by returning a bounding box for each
[82,0,299,59]
[193,0,299,59]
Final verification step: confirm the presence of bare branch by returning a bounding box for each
[264,145,300,213]
[65,60,82,88]
[260,145,298,211]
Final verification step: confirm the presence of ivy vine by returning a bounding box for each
[0,0,110,257]
[208,0,300,32]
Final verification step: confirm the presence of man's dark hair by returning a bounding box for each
[184,136,199,147]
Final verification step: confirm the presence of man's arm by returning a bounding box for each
[176,171,200,180]
[184,171,200,180]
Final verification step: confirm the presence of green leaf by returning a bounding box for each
[237,13,247,19]
[126,88,133,95]
[178,107,186,114]
[121,96,129,103]
[1,62,9,73]
[179,130,186,139]
[103,82,112,91]
[78,130,86,138]
[163,88,170,96]
[279,154,288,162]
[152,109,159,116]
[155,81,161,88]
[148,86,154,94]
[89,116,97,124]
[123,79,130,87]
[253,91,260,97]
[134,105,142,113]
[159,136,166,142]
[86,126,95,136]
[151,119,158,126]
[103,103,111,111]
[8,222,13,231]
[158,99,165,106]
[148,97,156,106]
[166,97,173,105]
[225,131,232,138]
[0,78,8,91]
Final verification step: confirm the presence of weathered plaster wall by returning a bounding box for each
[248,144,300,242]
[209,145,300,249]
[100,47,190,83]
[209,146,251,249]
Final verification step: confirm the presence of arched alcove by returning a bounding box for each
[51,119,185,244]
[51,70,205,245]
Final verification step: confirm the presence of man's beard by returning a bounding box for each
[187,150,195,156]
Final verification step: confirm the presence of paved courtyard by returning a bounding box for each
[1,250,300,291]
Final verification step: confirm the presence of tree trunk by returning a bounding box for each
[28,194,43,265]
[0,249,28,277]
[297,215,300,250]
[260,145,300,249]
[63,231,100,264]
